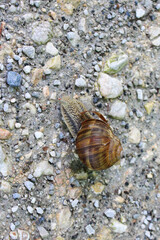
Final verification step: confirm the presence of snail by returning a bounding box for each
[60,95,122,170]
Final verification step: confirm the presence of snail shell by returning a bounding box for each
[76,112,122,170]
[60,96,122,170]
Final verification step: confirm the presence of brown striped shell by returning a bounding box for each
[60,96,122,171]
[76,112,123,170]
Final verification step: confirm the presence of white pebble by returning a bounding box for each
[34,131,44,139]
[11,206,18,213]
[104,209,116,218]
[36,207,44,215]
[25,93,31,99]
[15,123,21,129]
[27,206,34,214]
[85,224,95,236]
[23,65,31,74]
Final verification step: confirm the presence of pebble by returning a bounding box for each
[46,42,58,56]
[98,73,123,99]
[36,207,44,215]
[23,103,36,114]
[148,26,160,47]
[128,126,141,144]
[24,181,34,191]
[94,200,99,208]
[31,21,53,45]
[33,160,54,177]
[136,89,143,100]
[0,63,4,71]
[75,76,87,88]
[24,92,31,100]
[104,209,116,218]
[23,65,31,74]
[8,119,16,130]
[10,223,16,231]
[11,206,18,213]
[7,71,22,87]
[67,31,80,47]
[110,219,127,233]
[34,131,43,139]
[44,55,61,70]
[22,46,35,59]
[103,51,128,74]
[56,207,73,231]
[144,101,154,115]
[0,128,12,140]
[71,199,78,208]
[91,182,105,194]
[22,13,34,23]
[85,224,95,236]
[15,123,21,129]
[108,100,127,120]
[0,180,11,193]
[37,226,49,239]
[78,17,87,32]
[10,231,18,240]
[136,5,146,19]
[27,206,34,214]
[12,193,21,199]
[53,80,61,86]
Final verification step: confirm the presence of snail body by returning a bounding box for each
[60,96,122,170]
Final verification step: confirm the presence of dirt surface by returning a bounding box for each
[0,0,160,240]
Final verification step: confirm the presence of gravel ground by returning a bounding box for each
[0,0,160,240]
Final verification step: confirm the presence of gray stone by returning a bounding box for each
[53,80,61,86]
[108,100,127,120]
[98,73,123,99]
[22,13,34,23]
[85,224,95,236]
[78,18,87,32]
[46,42,58,56]
[34,131,43,139]
[22,46,35,59]
[110,219,127,233]
[7,71,22,87]
[25,93,31,99]
[23,65,31,74]
[8,5,17,13]
[104,209,116,218]
[128,126,141,144]
[37,226,49,239]
[136,5,146,18]
[75,76,87,88]
[0,145,10,176]
[24,181,34,191]
[12,193,21,199]
[31,21,53,45]
[67,31,80,47]
[137,89,143,100]
[36,207,44,215]
[33,161,54,177]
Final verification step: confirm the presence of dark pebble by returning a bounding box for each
[93,96,99,104]
[7,71,22,87]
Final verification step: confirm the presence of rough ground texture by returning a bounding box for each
[0,0,160,240]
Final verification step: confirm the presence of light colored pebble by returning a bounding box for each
[56,207,74,231]
[15,123,21,129]
[85,224,95,236]
[71,199,78,208]
[128,126,141,144]
[36,207,44,215]
[27,206,34,214]
[34,131,44,139]
[91,182,105,194]
[104,209,116,218]
[22,46,35,59]
[37,226,49,238]
[67,31,80,47]
[10,231,18,240]
[44,55,61,70]
[25,93,31,99]
[0,180,11,193]
[11,206,18,213]
[136,6,146,19]
[31,21,53,45]
[46,42,58,56]
[33,160,54,177]
[108,100,127,120]
[24,181,34,191]
[98,73,123,99]
[23,65,31,74]
[75,76,87,88]
[136,89,143,100]
[8,119,16,130]
[23,103,36,114]
[110,219,127,233]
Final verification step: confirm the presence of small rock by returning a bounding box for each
[98,73,123,99]
[10,231,18,240]
[94,199,99,208]
[22,46,35,59]
[56,207,74,231]
[24,181,34,191]
[44,55,61,70]
[18,229,30,240]
[23,103,36,114]
[31,68,44,85]
[36,207,44,215]
[12,193,21,199]
[128,126,141,144]
[53,80,61,86]
[0,180,11,193]
[136,5,146,19]
[137,89,143,100]
[22,13,34,23]
[7,71,22,87]
[110,219,127,233]
[71,199,78,208]
[104,209,116,218]
[103,51,128,74]
[108,100,127,120]
[97,226,112,240]
[0,145,10,176]
[15,123,21,129]
[78,17,87,32]
[67,31,80,47]
[85,224,95,236]
[11,206,18,213]
[27,206,34,214]
[0,128,12,140]
[46,42,58,56]
[144,101,154,115]
[148,26,160,47]
[75,76,87,88]
[10,223,16,231]
[34,131,44,139]
[23,65,31,74]
[37,226,49,239]
[91,182,105,194]
[31,21,53,45]
[33,161,54,177]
